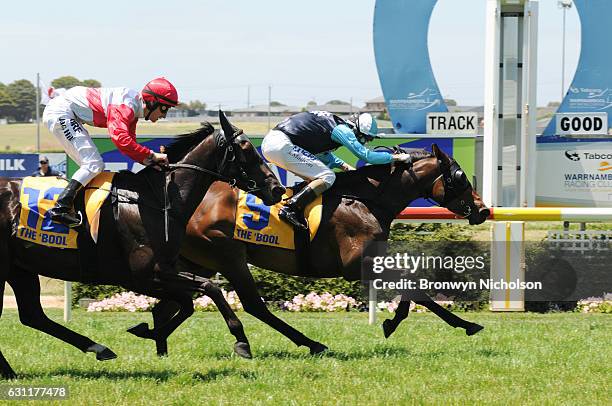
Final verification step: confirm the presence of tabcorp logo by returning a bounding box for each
[564,150,580,161]
[598,161,612,171]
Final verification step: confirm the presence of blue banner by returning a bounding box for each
[374,0,447,133]
[542,0,612,137]
[0,154,39,178]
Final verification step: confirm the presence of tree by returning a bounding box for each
[0,83,16,118]
[444,98,457,106]
[7,79,36,122]
[188,100,206,110]
[325,100,350,105]
[269,101,286,107]
[51,76,82,89]
[82,79,102,88]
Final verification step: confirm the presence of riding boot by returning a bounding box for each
[48,179,83,228]
[279,186,317,231]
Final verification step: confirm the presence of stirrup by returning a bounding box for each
[51,211,83,228]
[279,208,307,231]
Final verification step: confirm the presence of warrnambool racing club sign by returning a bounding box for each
[537,142,612,207]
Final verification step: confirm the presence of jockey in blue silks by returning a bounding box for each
[261,111,411,230]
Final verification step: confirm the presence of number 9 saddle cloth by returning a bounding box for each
[234,188,323,250]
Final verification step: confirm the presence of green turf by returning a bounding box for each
[0,310,608,405]
[0,122,276,153]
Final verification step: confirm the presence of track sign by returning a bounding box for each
[556,112,608,136]
[426,112,478,135]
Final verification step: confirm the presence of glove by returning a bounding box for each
[143,152,169,169]
[392,153,412,164]
[340,163,356,172]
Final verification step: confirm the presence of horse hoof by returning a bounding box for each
[87,344,118,361]
[127,322,151,339]
[382,319,396,339]
[233,342,252,359]
[466,323,484,336]
[310,342,328,355]
[156,343,169,357]
[1,368,17,380]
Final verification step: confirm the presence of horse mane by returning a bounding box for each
[330,148,433,195]
[165,122,215,163]
[336,148,433,180]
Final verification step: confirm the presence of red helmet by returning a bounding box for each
[141,77,179,107]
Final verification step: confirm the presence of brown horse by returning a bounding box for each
[130,144,490,357]
[0,111,284,379]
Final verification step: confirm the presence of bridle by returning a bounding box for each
[167,129,264,194]
[384,146,473,219]
[424,158,473,218]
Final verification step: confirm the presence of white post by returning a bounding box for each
[483,0,501,207]
[368,280,377,325]
[267,85,272,131]
[64,282,72,322]
[520,1,538,207]
[36,73,40,153]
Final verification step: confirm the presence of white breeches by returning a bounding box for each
[261,130,336,189]
[43,99,104,186]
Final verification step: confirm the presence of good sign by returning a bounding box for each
[556,113,608,136]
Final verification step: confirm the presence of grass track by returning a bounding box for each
[0,310,608,405]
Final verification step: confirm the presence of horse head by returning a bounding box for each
[217,110,285,205]
[425,144,489,225]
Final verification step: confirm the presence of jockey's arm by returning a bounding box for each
[317,151,345,169]
[106,104,152,163]
[331,124,393,165]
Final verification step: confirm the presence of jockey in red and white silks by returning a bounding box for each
[42,77,178,228]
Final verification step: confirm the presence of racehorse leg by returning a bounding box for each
[130,289,194,355]
[8,267,117,361]
[130,277,252,358]
[0,216,16,379]
[127,297,192,357]
[0,279,16,379]
[411,289,484,336]
[225,266,328,354]
[201,280,251,358]
[382,299,411,339]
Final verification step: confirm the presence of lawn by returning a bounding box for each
[0,121,276,153]
[0,310,608,405]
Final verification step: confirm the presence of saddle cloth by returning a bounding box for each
[233,189,322,250]
[17,172,115,249]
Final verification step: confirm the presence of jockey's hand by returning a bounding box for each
[144,152,169,170]
[392,153,412,164]
[340,163,355,172]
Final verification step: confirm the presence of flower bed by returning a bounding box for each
[87,290,242,312]
[576,293,612,313]
[281,292,360,312]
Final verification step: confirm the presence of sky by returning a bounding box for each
[0,0,580,109]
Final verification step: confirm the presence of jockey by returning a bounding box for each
[42,77,178,228]
[261,110,411,230]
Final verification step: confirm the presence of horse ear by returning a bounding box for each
[218,109,242,140]
[219,110,231,137]
[431,143,449,163]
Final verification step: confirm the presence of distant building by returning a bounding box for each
[362,96,387,116]
[307,103,361,118]
[231,104,302,118]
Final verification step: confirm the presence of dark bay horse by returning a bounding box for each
[0,111,284,379]
[132,144,490,357]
